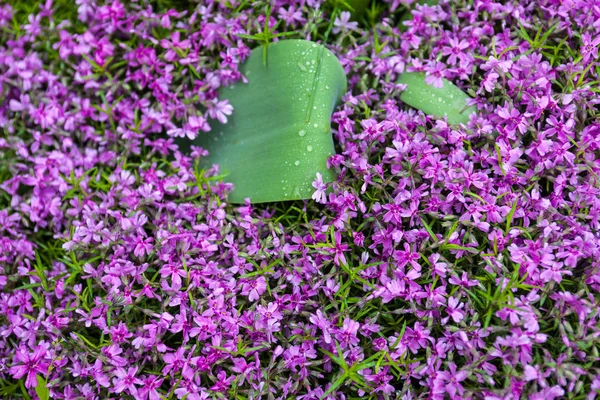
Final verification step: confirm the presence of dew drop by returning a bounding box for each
[299,129,306,137]
[313,123,318,128]
[307,145,313,152]
[437,97,443,102]
[298,62,307,72]
[294,160,300,166]
[313,106,317,110]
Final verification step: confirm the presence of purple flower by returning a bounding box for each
[482,72,499,92]
[335,318,360,348]
[240,276,267,301]
[139,375,164,400]
[9,345,49,388]
[328,231,349,266]
[309,310,333,343]
[112,366,142,395]
[208,100,233,124]
[442,38,470,65]
[312,172,327,203]
[580,33,600,63]
[438,362,468,397]
[424,61,447,88]
[210,371,235,392]
[333,11,358,34]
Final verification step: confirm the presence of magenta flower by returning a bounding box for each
[580,33,600,63]
[424,61,447,88]
[309,310,333,343]
[444,296,465,323]
[312,172,327,203]
[139,375,164,400]
[482,72,499,92]
[208,100,233,124]
[328,231,349,266]
[240,276,267,301]
[438,362,468,397]
[333,11,358,34]
[210,371,235,392]
[9,345,49,388]
[335,318,360,348]
[112,366,142,395]
[442,38,470,65]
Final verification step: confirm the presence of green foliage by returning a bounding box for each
[34,376,49,400]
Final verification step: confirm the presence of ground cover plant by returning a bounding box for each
[1,0,600,399]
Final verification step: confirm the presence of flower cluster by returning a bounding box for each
[1,0,600,399]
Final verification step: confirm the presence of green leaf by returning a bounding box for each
[191,40,347,203]
[505,198,519,234]
[35,375,49,400]
[320,373,347,399]
[18,379,31,400]
[440,243,478,253]
[397,72,476,125]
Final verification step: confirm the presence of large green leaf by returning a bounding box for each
[193,39,347,204]
[397,72,476,125]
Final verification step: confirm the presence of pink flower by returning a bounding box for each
[240,276,267,301]
[112,366,142,395]
[439,362,468,397]
[333,11,358,34]
[445,296,465,323]
[311,173,327,203]
[482,72,499,92]
[208,100,233,124]
[424,61,447,88]
[9,94,31,112]
[139,376,164,400]
[581,33,600,64]
[442,38,470,65]
[335,318,360,348]
[9,345,49,388]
